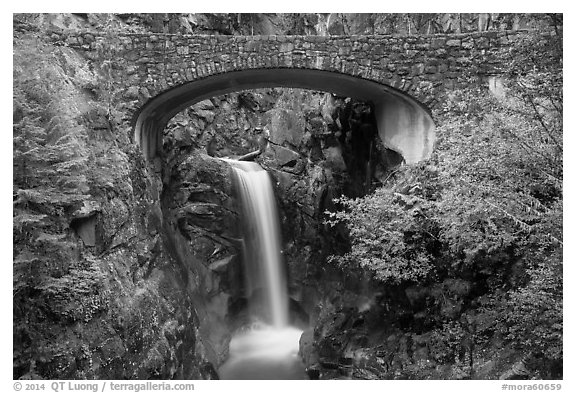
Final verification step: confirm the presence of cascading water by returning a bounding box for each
[229,160,288,327]
[218,160,307,380]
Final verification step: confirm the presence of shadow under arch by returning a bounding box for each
[133,68,435,164]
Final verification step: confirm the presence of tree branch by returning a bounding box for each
[237,149,262,161]
[484,199,562,245]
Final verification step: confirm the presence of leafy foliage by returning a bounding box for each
[325,29,562,375]
[501,250,562,361]
[325,188,437,283]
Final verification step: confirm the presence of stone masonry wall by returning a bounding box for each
[41,29,541,112]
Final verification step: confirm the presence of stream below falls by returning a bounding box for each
[218,325,307,379]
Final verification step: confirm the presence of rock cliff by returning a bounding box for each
[13,19,387,377]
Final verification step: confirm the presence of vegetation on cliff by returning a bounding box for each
[13,16,219,380]
[323,29,562,378]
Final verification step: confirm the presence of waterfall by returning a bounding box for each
[218,159,307,380]
[226,160,288,327]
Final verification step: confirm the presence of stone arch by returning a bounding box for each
[133,68,435,164]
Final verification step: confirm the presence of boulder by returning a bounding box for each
[267,108,305,147]
[322,146,347,171]
[270,145,301,167]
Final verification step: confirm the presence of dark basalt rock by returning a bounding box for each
[14,29,385,378]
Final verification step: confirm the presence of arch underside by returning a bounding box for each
[134,68,435,164]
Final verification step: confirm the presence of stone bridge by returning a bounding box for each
[54,29,528,164]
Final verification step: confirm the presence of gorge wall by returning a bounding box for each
[13,30,221,378]
[13,20,385,377]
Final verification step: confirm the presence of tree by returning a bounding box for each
[324,27,562,377]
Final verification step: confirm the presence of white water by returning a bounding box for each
[219,325,305,379]
[227,160,288,327]
[219,160,306,380]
